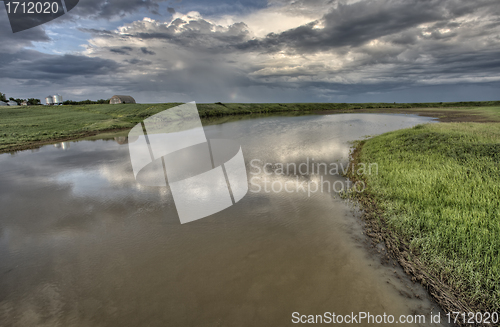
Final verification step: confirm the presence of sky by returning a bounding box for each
[1,0,500,103]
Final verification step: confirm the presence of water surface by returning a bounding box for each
[0,113,449,326]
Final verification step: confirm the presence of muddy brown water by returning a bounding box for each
[0,113,453,326]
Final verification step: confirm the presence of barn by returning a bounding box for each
[110,95,136,104]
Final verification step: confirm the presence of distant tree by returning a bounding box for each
[9,97,25,105]
[27,98,41,105]
[0,92,6,102]
[63,99,111,105]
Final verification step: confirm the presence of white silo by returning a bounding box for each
[45,96,54,105]
[53,94,63,104]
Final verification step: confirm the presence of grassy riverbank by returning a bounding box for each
[347,123,500,313]
[1,101,500,152]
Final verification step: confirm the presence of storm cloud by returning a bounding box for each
[237,0,498,53]
[1,0,499,102]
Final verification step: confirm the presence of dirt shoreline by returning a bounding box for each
[2,107,497,154]
[345,143,490,327]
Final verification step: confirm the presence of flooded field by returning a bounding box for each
[0,113,451,326]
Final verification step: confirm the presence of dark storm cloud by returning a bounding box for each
[78,28,116,37]
[51,0,268,22]
[236,0,498,53]
[0,51,120,81]
[140,47,156,55]
[126,58,152,65]
[173,0,267,16]
[69,0,164,19]
[428,51,500,75]
[94,17,251,52]
[29,55,119,77]
[0,10,50,50]
[109,47,134,55]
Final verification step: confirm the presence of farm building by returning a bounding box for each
[0,101,7,106]
[7,101,18,106]
[110,95,136,104]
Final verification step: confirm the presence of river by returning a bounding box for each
[0,113,452,326]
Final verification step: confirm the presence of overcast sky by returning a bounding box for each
[1,0,500,103]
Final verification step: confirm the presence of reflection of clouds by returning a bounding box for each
[0,139,170,251]
[227,113,435,168]
[114,136,128,145]
[99,162,173,196]
[53,142,71,150]
[0,114,435,235]
[0,113,440,327]
[56,169,109,195]
[98,162,140,187]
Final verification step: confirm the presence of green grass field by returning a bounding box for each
[2,101,500,152]
[351,123,500,311]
